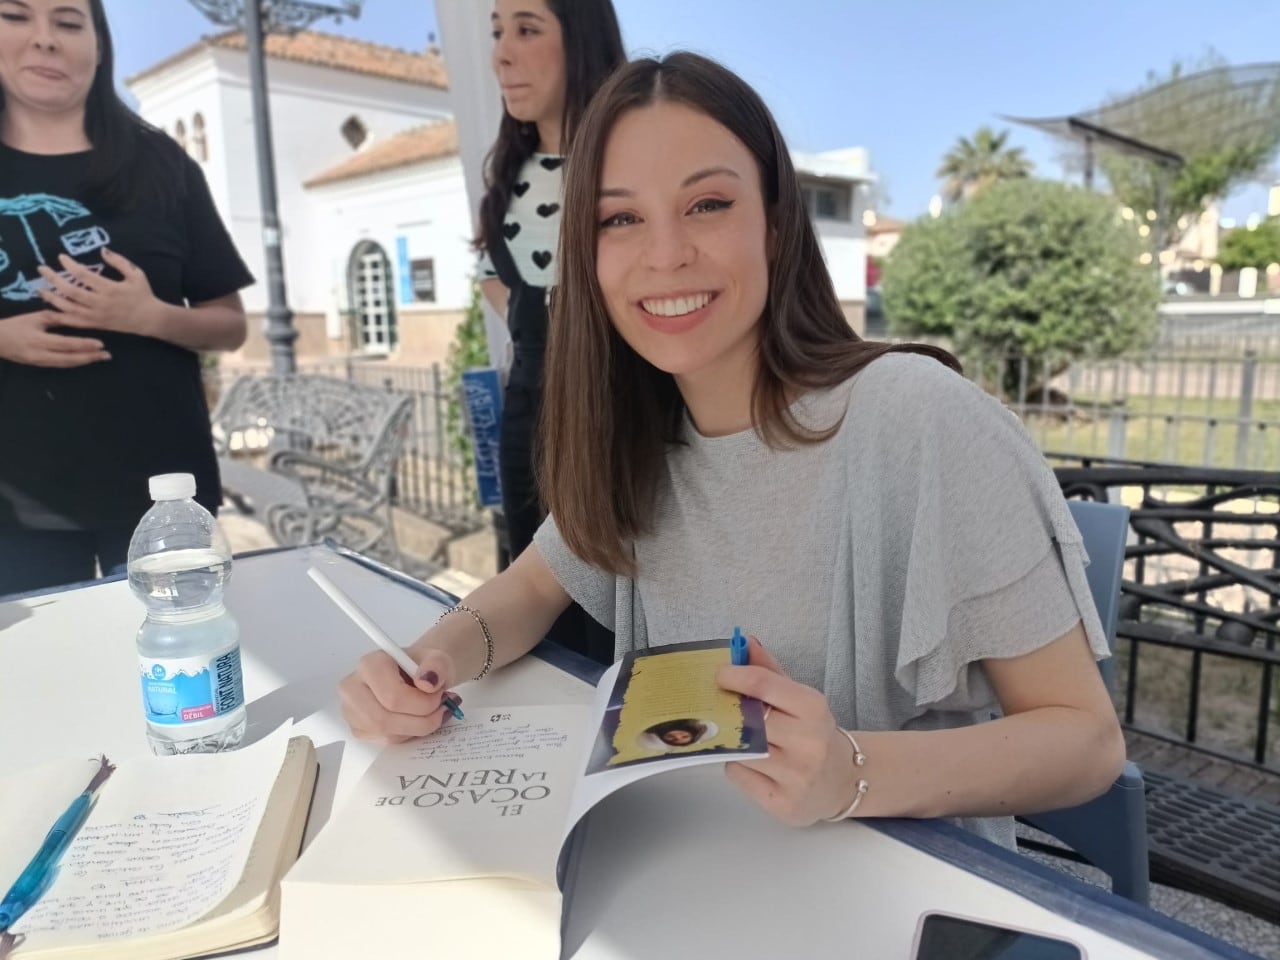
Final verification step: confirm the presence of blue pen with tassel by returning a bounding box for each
[0,756,115,933]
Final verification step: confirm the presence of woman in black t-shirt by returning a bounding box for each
[475,0,625,664]
[0,0,254,595]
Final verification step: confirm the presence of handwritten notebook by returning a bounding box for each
[279,639,767,960]
[0,726,317,960]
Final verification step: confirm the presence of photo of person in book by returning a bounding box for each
[586,640,762,773]
[340,52,1127,851]
[582,639,767,773]
[643,719,714,750]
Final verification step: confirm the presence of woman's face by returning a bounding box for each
[661,729,695,746]
[490,0,566,134]
[0,0,98,119]
[595,100,770,387]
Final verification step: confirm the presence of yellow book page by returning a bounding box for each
[609,645,746,766]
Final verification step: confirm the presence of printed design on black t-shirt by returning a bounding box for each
[0,192,111,302]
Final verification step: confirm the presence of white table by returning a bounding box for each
[0,546,1254,960]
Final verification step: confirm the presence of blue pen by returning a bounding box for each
[730,626,748,666]
[441,693,465,721]
[0,757,115,933]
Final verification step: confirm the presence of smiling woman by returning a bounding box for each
[0,0,254,595]
[337,53,1127,853]
[594,115,771,427]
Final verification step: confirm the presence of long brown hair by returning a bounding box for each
[541,53,958,574]
[475,0,625,258]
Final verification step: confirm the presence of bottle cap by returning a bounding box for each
[149,473,197,501]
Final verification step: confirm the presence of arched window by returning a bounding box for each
[347,241,398,353]
[174,119,187,153]
[341,115,368,150]
[192,112,208,163]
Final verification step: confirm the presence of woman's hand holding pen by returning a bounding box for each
[717,635,861,827]
[339,645,461,744]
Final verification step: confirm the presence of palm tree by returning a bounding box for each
[937,127,1034,203]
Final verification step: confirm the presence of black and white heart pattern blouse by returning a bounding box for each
[478,153,564,289]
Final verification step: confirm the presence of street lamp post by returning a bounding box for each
[186,1,364,375]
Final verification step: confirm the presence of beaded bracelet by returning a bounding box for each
[436,604,495,681]
[823,728,870,821]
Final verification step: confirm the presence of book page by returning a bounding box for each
[10,725,290,952]
[194,737,316,925]
[562,640,768,842]
[287,705,590,891]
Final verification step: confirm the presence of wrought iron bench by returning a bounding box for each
[1054,459,1280,921]
[210,374,413,566]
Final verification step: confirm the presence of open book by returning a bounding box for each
[280,639,767,959]
[1,726,317,960]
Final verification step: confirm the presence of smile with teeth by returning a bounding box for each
[640,292,717,318]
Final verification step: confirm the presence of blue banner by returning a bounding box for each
[395,236,413,305]
[461,368,504,508]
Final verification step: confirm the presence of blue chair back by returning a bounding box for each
[1022,498,1148,904]
[1066,500,1128,690]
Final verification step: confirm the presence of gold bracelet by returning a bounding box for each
[823,728,870,822]
[435,604,494,681]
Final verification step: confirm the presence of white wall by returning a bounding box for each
[818,229,870,303]
[812,180,870,303]
[792,150,872,305]
[307,156,475,320]
[126,53,234,244]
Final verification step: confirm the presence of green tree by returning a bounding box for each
[1090,53,1280,230]
[873,210,968,339]
[1216,219,1280,271]
[936,127,1034,203]
[445,280,492,482]
[882,179,1160,393]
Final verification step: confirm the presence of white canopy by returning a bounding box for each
[434,0,508,369]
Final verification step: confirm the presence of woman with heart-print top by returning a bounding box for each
[474,0,626,665]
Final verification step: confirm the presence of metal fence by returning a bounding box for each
[1155,306,1280,356]
[1056,460,1280,770]
[206,343,1280,539]
[966,350,1280,472]
[207,358,486,534]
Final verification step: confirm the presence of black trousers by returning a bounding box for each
[500,379,615,666]
[0,525,133,596]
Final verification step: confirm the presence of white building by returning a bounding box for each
[127,29,873,367]
[793,146,874,326]
[128,30,469,365]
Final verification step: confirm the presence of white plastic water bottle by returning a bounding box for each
[128,473,246,754]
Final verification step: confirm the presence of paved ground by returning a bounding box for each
[1019,824,1279,958]
[217,509,484,599]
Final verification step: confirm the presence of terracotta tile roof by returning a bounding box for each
[305,121,458,187]
[867,216,907,235]
[128,29,448,90]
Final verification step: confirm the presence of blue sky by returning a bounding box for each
[105,0,1279,221]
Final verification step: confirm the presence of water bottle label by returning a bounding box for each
[139,648,244,725]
